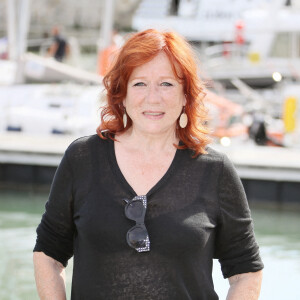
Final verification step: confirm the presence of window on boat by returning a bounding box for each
[169,0,198,17]
[170,0,180,15]
[270,32,300,58]
[285,0,291,6]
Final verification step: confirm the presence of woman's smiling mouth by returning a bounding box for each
[143,111,165,119]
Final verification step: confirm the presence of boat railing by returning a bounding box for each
[204,43,249,60]
[201,43,250,69]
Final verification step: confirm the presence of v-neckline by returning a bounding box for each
[107,138,183,199]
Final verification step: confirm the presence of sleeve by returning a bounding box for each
[214,154,264,278]
[33,150,74,267]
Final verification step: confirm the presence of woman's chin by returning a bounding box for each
[133,124,176,136]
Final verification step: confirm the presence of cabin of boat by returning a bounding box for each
[132,0,300,88]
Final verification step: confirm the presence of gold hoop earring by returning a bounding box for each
[179,107,188,128]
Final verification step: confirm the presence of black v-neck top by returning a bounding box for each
[34,134,263,300]
[108,136,182,197]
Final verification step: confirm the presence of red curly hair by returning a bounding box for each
[97,29,211,156]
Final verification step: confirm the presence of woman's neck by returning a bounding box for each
[117,126,179,154]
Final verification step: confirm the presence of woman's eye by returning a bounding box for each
[161,82,173,86]
[133,82,146,86]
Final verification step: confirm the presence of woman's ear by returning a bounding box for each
[183,94,187,106]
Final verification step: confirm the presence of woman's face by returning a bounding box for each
[123,51,186,136]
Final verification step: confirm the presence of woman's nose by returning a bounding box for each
[145,85,161,104]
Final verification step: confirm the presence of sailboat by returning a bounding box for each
[0,0,117,136]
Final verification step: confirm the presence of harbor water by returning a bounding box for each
[0,190,300,300]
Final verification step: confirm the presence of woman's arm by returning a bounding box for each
[33,252,67,300]
[226,270,263,300]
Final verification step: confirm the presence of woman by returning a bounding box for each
[33,29,263,299]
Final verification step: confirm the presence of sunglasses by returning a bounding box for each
[123,195,150,252]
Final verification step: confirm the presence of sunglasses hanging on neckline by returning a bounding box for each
[123,195,150,252]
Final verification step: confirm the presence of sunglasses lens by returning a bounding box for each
[127,226,148,248]
[126,201,144,219]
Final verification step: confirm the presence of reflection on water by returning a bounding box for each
[214,206,300,299]
[249,209,300,300]
[0,190,299,300]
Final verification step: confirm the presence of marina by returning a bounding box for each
[0,0,300,204]
[0,132,300,206]
[1,0,300,299]
[1,190,300,300]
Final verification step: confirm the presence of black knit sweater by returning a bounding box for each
[34,134,263,300]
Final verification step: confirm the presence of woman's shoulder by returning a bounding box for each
[65,133,107,158]
[197,146,238,177]
[68,133,101,147]
[180,146,227,174]
[195,146,225,165]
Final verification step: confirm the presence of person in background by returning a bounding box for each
[33,29,263,300]
[47,26,69,62]
[97,29,124,76]
[248,112,284,147]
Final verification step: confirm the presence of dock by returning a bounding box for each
[0,132,299,206]
[0,133,75,187]
[212,143,300,207]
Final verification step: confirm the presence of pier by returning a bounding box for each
[212,144,300,207]
[0,132,299,207]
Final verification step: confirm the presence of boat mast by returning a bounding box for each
[6,0,31,84]
[98,0,115,54]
